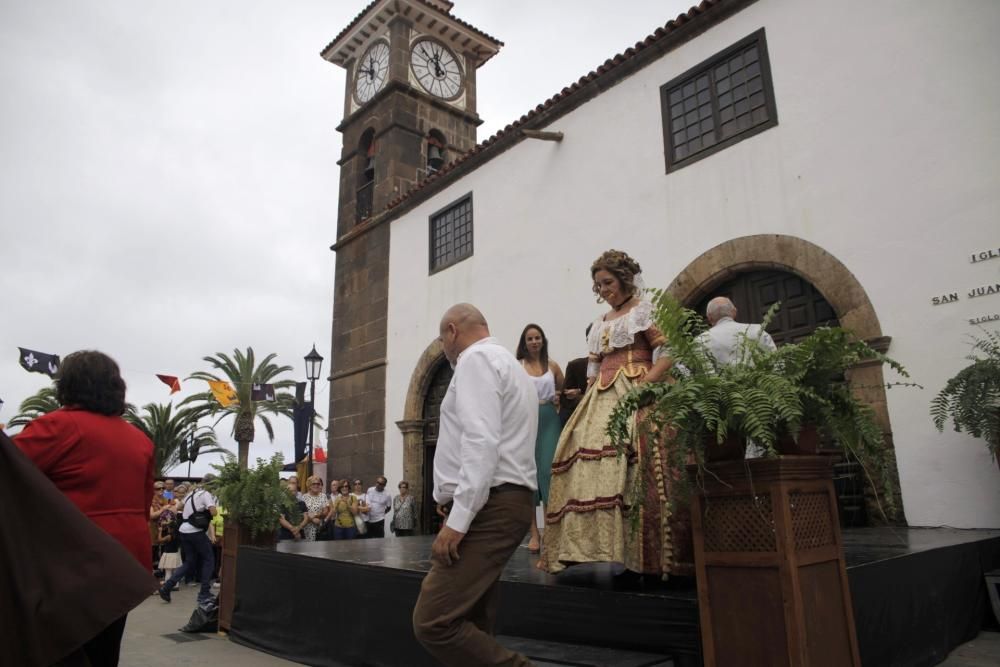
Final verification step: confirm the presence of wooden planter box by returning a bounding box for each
[689,456,860,667]
[218,520,275,632]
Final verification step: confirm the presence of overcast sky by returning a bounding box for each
[0,0,692,476]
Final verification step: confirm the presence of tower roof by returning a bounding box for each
[321,0,503,68]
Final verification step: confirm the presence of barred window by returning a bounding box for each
[661,29,777,172]
[429,193,473,273]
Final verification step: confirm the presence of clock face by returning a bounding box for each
[355,41,389,104]
[410,39,463,99]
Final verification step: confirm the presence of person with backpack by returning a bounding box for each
[158,474,218,606]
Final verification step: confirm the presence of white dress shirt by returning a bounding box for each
[433,337,538,533]
[699,316,777,366]
[365,486,393,522]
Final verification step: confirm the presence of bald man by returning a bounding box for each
[412,303,538,667]
[700,296,777,365]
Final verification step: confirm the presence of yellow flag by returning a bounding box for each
[207,380,239,407]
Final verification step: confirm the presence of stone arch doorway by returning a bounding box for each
[667,235,905,524]
[396,339,451,535]
[419,361,453,532]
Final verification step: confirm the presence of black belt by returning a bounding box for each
[490,482,532,494]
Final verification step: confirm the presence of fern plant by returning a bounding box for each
[931,329,1000,464]
[607,291,909,515]
[209,453,300,539]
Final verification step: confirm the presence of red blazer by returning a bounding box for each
[15,407,155,568]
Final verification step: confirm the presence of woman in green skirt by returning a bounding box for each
[516,323,564,554]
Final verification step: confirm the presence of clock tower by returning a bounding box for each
[321,1,501,482]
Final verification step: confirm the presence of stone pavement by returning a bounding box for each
[119,583,1000,667]
[940,630,1000,667]
[119,585,294,667]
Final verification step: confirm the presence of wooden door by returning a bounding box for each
[421,360,453,533]
[694,270,839,345]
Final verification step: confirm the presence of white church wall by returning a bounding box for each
[383,0,1000,527]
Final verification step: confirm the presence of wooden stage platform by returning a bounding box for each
[229,527,1000,667]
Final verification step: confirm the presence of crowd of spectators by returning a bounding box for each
[279,474,416,541]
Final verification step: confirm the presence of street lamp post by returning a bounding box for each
[304,344,324,478]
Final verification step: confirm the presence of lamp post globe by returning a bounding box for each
[305,345,324,382]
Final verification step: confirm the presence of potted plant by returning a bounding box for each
[606,291,911,667]
[209,452,300,542]
[606,290,910,515]
[931,329,1000,469]
[209,453,300,632]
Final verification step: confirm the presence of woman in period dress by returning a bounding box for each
[516,323,565,553]
[542,249,685,577]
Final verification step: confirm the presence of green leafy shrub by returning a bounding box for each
[932,329,1000,462]
[209,453,300,538]
[607,290,910,516]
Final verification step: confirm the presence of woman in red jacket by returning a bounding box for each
[15,350,155,666]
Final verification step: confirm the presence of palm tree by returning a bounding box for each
[6,385,60,430]
[181,347,297,469]
[126,402,230,476]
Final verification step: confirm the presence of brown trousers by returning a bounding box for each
[412,487,535,667]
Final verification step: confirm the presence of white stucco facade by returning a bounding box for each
[381,0,1000,528]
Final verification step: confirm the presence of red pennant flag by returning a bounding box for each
[156,374,181,395]
[314,447,327,463]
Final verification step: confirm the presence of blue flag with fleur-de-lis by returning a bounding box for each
[18,348,60,377]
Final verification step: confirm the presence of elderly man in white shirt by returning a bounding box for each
[412,303,537,667]
[700,296,778,458]
[699,296,777,365]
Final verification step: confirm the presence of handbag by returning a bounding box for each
[317,520,334,541]
[183,491,212,531]
[354,514,367,535]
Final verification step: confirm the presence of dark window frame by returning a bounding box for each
[428,192,474,274]
[660,28,778,173]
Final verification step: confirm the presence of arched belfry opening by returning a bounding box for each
[356,128,376,223]
[426,129,447,174]
[668,235,906,525]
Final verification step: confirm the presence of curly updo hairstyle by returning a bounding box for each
[591,249,642,301]
[56,350,127,416]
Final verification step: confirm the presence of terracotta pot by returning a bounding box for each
[777,423,821,455]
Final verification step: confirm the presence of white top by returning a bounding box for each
[524,365,556,403]
[351,492,369,521]
[587,299,656,355]
[698,316,777,366]
[178,488,218,534]
[434,337,539,533]
[365,486,393,522]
